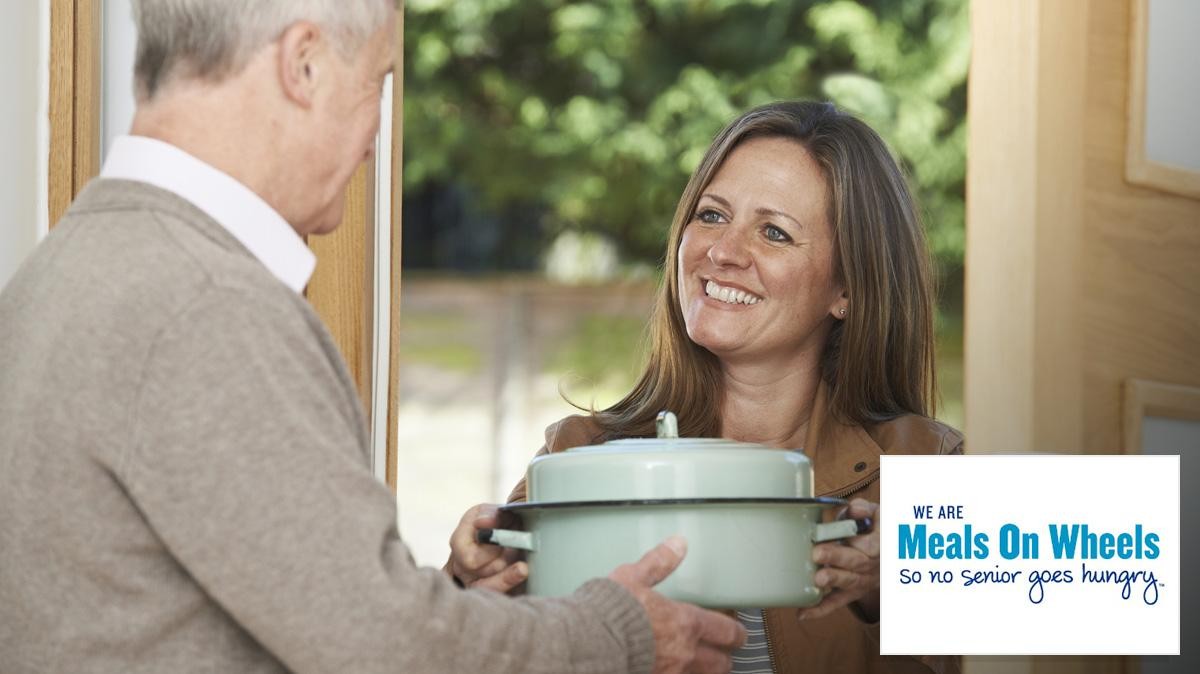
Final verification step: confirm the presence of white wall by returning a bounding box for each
[103,0,138,158]
[0,2,48,290]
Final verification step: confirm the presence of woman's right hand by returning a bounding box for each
[447,503,528,593]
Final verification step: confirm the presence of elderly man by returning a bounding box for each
[0,1,743,672]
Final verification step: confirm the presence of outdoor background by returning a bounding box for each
[396,0,969,566]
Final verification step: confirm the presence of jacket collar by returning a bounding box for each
[804,382,883,497]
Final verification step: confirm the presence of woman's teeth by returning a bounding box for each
[705,280,762,305]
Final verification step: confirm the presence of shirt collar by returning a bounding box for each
[100,135,316,293]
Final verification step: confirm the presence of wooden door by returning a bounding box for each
[966,0,1199,672]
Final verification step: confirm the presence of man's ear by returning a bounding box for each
[278,21,323,108]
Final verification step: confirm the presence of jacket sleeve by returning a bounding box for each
[118,289,654,674]
[939,428,965,455]
[506,415,601,504]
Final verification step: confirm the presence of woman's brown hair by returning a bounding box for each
[592,101,937,440]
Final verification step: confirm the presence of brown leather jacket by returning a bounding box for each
[508,386,964,674]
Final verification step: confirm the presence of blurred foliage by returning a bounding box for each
[546,314,648,395]
[404,0,969,278]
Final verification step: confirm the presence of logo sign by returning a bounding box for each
[880,455,1179,655]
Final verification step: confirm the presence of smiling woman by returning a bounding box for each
[581,101,939,446]
[448,101,964,674]
[678,136,845,373]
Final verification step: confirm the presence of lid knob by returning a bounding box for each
[655,411,679,439]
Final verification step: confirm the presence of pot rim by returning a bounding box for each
[501,496,846,512]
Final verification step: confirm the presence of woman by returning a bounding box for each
[448,101,963,674]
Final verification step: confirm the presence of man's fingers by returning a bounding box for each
[694,607,747,650]
[639,599,743,674]
[622,536,687,587]
[691,646,734,674]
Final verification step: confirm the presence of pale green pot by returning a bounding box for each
[479,412,863,608]
[483,498,856,608]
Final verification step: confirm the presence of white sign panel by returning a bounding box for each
[880,455,1180,655]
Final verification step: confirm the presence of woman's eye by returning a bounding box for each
[763,224,792,243]
[695,209,724,224]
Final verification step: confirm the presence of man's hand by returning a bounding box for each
[609,537,746,674]
[797,498,881,622]
[447,504,527,593]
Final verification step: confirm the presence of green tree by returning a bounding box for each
[404,0,968,280]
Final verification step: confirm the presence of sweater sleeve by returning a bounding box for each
[117,288,654,674]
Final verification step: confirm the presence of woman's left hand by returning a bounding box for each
[796,498,880,622]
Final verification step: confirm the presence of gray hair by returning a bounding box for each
[132,0,394,98]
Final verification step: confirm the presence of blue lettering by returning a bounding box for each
[1079,563,1160,605]
[937,505,964,519]
[928,532,946,558]
[1051,524,1161,559]
[1049,524,1079,559]
[1117,533,1134,559]
[1145,532,1160,559]
[899,523,991,560]
[899,524,926,559]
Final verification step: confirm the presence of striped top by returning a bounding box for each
[731,608,774,673]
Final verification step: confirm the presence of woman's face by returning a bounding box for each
[677,136,846,366]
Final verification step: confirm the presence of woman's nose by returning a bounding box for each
[707,226,752,268]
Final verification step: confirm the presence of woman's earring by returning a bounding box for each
[839,307,847,317]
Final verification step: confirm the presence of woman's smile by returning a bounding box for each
[702,279,763,306]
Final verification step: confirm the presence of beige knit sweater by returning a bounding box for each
[0,179,654,674]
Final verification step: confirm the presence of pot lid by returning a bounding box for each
[526,411,814,503]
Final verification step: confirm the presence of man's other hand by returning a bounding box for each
[608,537,746,674]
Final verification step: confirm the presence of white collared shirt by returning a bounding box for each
[100,135,316,293]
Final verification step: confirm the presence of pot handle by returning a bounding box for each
[476,528,535,552]
[812,517,873,543]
